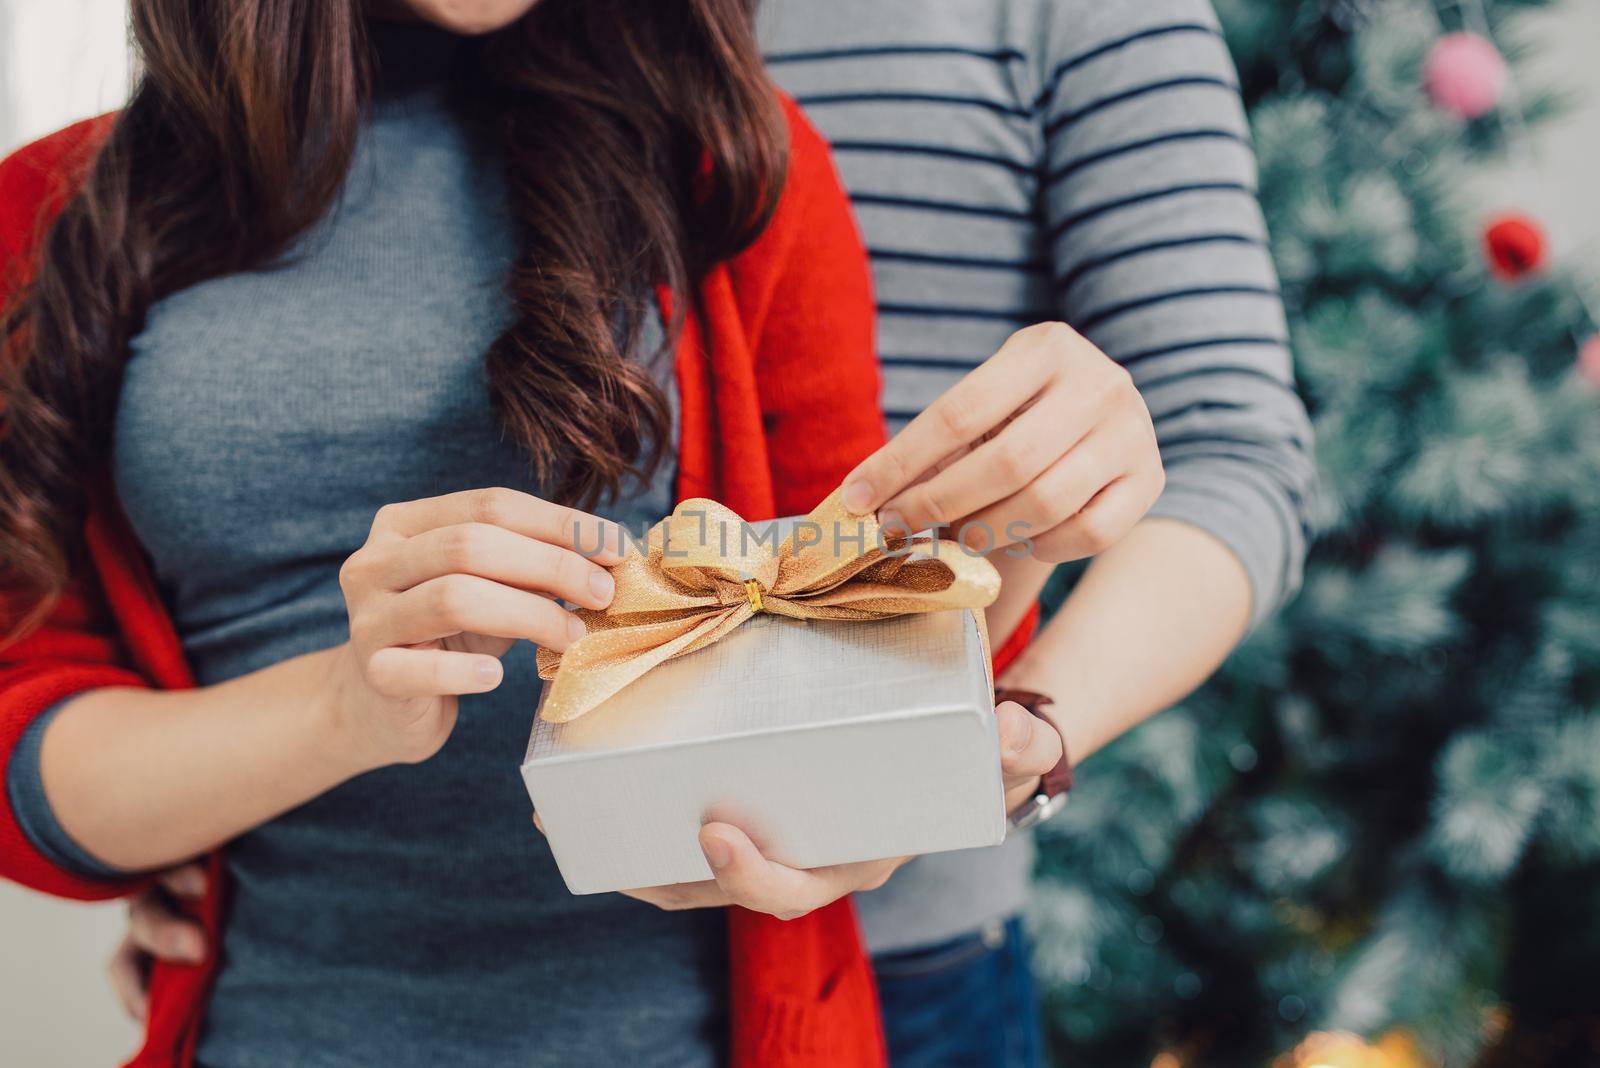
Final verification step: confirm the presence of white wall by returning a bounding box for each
[0,0,131,153]
[1469,1,1600,274]
[0,885,137,1063]
[0,2,1596,1066]
[1,1,145,1058]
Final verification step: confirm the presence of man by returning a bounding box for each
[761,0,1314,1063]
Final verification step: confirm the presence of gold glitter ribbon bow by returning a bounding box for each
[535,487,1001,722]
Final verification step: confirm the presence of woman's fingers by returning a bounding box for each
[996,701,1063,812]
[697,823,822,919]
[113,869,208,1019]
[841,325,1060,514]
[377,523,615,610]
[698,824,907,920]
[605,826,908,919]
[367,488,626,565]
[364,647,505,699]
[376,574,584,650]
[619,881,731,912]
[108,936,148,1021]
[128,891,205,964]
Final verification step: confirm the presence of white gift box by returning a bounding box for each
[521,606,1007,895]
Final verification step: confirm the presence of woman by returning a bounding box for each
[0,1,918,1063]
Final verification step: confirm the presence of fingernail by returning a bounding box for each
[474,659,502,685]
[588,569,614,605]
[878,509,905,534]
[842,479,874,514]
[567,614,587,642]
[1007,708,1034,757]
[174,869,206,897]
[702,835,732,870]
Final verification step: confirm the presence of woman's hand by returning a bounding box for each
[841,322,1163,562]
[108,863,208,1021]
[557,697,1065,920]
[331,487,624,768]
[37,486,626,872]
[624,824,908,921]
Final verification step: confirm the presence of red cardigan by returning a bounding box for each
[0,99,1037,1066]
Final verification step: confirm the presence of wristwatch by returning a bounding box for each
[995,687,1073,830]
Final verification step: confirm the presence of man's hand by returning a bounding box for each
[841,322,1163,562]
[995,698,1065,816]
[108,863,208,1021]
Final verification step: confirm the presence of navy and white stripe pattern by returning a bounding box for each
[762,0,1314,625]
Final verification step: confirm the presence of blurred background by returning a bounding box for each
[2,0,1597,1065]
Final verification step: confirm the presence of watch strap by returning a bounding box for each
[994,686,1073,799]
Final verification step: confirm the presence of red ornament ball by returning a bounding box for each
[1578,335,1600,388]
[1482,212,1547,281]
[1423,32,1507,119]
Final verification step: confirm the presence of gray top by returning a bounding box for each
[8,29,723,1067]
[762,0,1315,952]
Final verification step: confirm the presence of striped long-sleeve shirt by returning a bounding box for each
[761,0,1315,954]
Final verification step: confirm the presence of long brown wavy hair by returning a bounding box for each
[0,0,786,631]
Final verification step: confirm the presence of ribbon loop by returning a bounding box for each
[535,487,1002,722]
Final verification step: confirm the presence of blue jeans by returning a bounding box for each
[872,916,1044,1067]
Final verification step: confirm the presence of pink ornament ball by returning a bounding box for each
[1578,335,1600,388]
[1423,32,1507,119]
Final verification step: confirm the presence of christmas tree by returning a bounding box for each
[1031,2,1600,1065]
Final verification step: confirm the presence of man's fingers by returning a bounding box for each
[880,385,1095,535]
[128,893,205,964]
[996,701,1062,811]
[369,488,626,565]
[956,426,1128,552]
[155,862,206,900]
[1031,471,1163,563]
[107,937,149,1021]
[841,327,1060,514]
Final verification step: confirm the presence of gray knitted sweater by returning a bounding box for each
[761,0,1314,952]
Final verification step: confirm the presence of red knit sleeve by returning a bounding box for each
[0,602,152,900]
[728,96,886,518]
[1,117,152,900]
